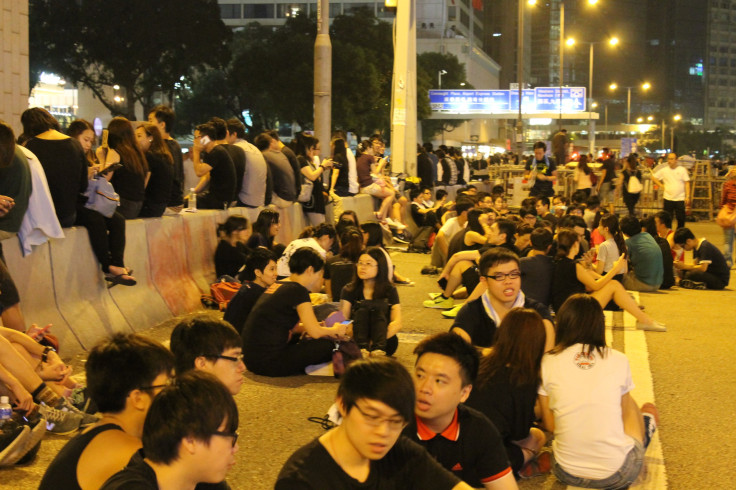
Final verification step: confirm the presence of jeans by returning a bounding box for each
[724,227,734,267]
[663,199,686,229]
[554,440,644,490]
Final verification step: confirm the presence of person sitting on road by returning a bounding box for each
[641,216,675,289]
[619,215,663,292]
[431,198,475,268]
[520,228,555,307]
[450,248,554,351]
[673,227,730,290]
[101,371,239,490]
[225,248,278,333]
[247,208,283,255]
[465,309,550,479]
[277,223,336,278]
[276,357,474,490]
[405,333,518,489]
[538,294,660,489]
[214,216,252,279]
[594,214,628,283]
[40,333,174,490]
[170,315,245,395]
[324,226,364,301]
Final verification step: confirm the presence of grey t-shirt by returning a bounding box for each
[235,140,268,207]
[262,149,296,202]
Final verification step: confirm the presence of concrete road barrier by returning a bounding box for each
[183,210,220,292]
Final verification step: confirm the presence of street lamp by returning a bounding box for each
[609,81,651,125]
[438,70,447,89]
[516,0,537,159]
[671,114,682,151]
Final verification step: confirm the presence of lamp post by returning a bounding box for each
[438,69,447,89]
[609,82,651,126]
[671,114,681,152]
[516,0,537,160]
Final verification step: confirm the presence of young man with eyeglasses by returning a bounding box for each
[101,371,239,490]
[451,249,554,352]
[40,333,174,490]
[404,333,518,489]
[170,315,245,395]
[276,358,474,489]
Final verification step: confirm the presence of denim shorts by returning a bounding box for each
[598,181,614,204]
[553,439,644,490]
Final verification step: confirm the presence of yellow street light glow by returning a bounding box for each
[528,0,537,5]
[588,0,599,4]
[647,116,654,121]
[566,38,575,46]
[609,37,619,46]
[674,114,682,121]
[592,102,599,108]
[113,84,120,90]
[637,117,644,123]
[642,82,651,90]
[609,83,618,90]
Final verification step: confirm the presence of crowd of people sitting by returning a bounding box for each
[1,99,732,489]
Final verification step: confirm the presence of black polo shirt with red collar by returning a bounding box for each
[402,404,512,487]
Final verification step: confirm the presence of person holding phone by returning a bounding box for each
[340,247,402,357]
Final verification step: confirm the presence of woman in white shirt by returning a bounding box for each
[573,154,594,197]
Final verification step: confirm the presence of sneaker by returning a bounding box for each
[69,386,98,415]
[57,398,99,427]
[371,349,387,357]
[392,233,410,244]
[428,292,442,299]
[423,296,454,309]
[641,402,659,448]
[636,320,667,332]
[360,349,370,359]
[385,218,407,230]
[394,278,415,286]
[38,403,84,435]
[680,279,707,290]
[441,304,464,318]
[518,450,552,479]
[421,266,440,275]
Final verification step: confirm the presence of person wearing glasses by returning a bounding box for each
[40,333,174,490]
[169,315,246,395]
[404,333,518,489]
[101,371,239,490]
[451,249,554,352]
[276,357,473,489]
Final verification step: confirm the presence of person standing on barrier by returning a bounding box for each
[650,153,690,229]
[525,142,557,199]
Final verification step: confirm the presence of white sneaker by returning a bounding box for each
[385,218,407,230]
[637,320,667,332]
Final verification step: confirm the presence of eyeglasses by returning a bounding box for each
[353,404,406,430]
[212,430,239,447]
[357,262,377,268]
[138,378,172,392]
[483,271,522,281]
[206,353,244,363]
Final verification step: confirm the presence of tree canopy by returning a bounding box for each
[29,0,231,120]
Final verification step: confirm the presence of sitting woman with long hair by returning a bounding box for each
[552,229,665,331]
[594,214,628,280]
[340,247,402,357]
[324,226,364,300]
[247,208,283,255]
[539,294,659,488]
[214,216,251,279]
[465,308,549,478]
[66,119,99,169]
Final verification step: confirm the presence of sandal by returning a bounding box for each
[105,273,137,287]
[518,450,552,479]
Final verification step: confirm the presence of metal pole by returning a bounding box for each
[314,0,332,160]
[661,120,665,150]
[438,71,442,89]
[390,0,416,175]
[558,1,564,131]
[605,104,608,134]
[516,0,524,158]
[670,125,674,152]
[626,87,631,126]
[588,43,594,155]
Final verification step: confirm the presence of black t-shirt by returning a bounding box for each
[297,155,325,214]
[520,254,554,307]
[465,368,538,443]
[275,436,460,490]
[410,202,427,227]
[340,284,400,309]
[417,153,434,189]
[451,296,551,348]
[524,155,557,196]
[202,145,237,203]
[165,138,184,206]
[214,241,250,278]
[695,239,730,286]
[601,157,616,183]
[551,256,586,312]
[143,151,173,205]
[402,405,511,488]
[24,137,87,223]
[241,281,311,366]
[222,144,246,201]
[654,236,675,289]
[224,281,265,335]
[332,154,350,196]
[110,158,146,201]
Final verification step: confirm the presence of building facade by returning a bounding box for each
[1,0,29,135]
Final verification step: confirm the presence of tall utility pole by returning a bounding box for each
[558,1,564,131]
[390,0,416,175]
[516,0,525,158]
[314,0,331,160]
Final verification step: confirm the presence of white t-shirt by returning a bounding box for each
[539,345,635,480]
[597,238,620,273]
[277,238,326,277]
[346,148,359,194]
[574,168,593,190]
[654,165,690,201]
[438,216,466,242]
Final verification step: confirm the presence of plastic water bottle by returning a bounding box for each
[187,188,197,212]
[0,396,12,426]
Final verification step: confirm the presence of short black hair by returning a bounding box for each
[455,197,475,215]
[520,206,537,218]
[86,333,174,414]
[414,333,479,386]
[410,187,422,201]
[533,141,547,151]
[619,215,642,237]
[585,195,601,209]
[253,133,273,151]
[478,247,520,276]
[495,219,517,245]
[266,129,281,141]
[673,227,695,245]
[313,222,336,240]
[241,248,276,282]
[226,118,246,139]
[530,228,553,250]
[20,107,60,138]
[654,210,673,229]
[170,315,242,375]
[288,247,325,274]
[143,371,239,465]
[535,196,550,208]
[149,105,175,134]
[338,357,415,423]
[558,215,586,230]
[195,122,217,141]
[436,189,448,200]
[209,117,227,140]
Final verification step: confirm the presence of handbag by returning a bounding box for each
[84,176,120,218]
[627,174,643,194]
[716,206,736,228]
[210,281,242,311]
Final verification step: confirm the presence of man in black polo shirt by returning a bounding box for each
[191,122,236,209]
[404,333,518,489]
[451,248,554,352]
[673,227,730,289]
